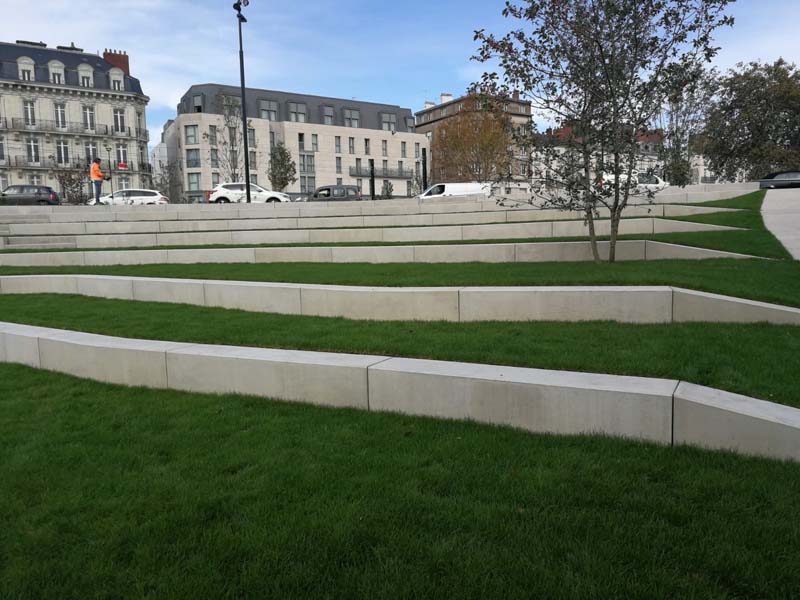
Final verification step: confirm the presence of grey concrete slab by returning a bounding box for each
[0,274,79,295]
[414,243,516,263]
[76,275,135,300]
[203,280,302,314]
[673,288,800,325]
[132,277,206,305]
[674,382,800,461]
[762,189,800,259]
[329,246,415,263]
[300,285,461,321]
[83,250,168,266]
[255,246,333,263]
[165,248,256,264]
[369,358,676,443]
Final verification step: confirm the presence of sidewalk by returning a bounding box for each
[762,189,800,260]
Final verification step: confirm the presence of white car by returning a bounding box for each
[207,183,291,204]
[89,189,169,206]
[597,172,669,194]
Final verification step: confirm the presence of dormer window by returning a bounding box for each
[17,56,35,81]
[109,68,124,92]
[78,64,94,88]
[48,60,65,84]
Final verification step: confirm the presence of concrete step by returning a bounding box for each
[2,242,77,250]
[6,235,77,246]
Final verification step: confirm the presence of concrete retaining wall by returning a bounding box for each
[0,240,761,268]
[0,320,795,461]
[2,275,799,326]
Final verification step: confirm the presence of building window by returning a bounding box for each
[381,113,397,132]
[299,153,315,174]
[365,139,371,155]
[300,176,316,194]
[0,175,8,190]
[401,142,407,158]
[415,161,421,177]
[206,125,217,146]
[298,133,305,151]
[116,144,128,165]
[51,72,62,84]
[356,179,363,192]
[312,134,318,151]
[186,148,200,168]
[335,136,341,154]
[83,106,95,130]
[348,137,355,154]
[250,174,258,185]
[85,142,98,162]
[20,69,32,81]
[193,94,203,113]
[118,176,130,190]
[355,158,362,172]
[185,125,198,145]
[398,160,404,172]
[54,103,66,128]
[112,80,122,91]
[248,128,256,146]
[113,108,126,133]
[80,75,92,88]
[335,156,342,174]
[323,106,334,125]
[56,139,70,164]
[211,172,220,187]
[407,181,413,197]
[249,150,257,169]
[406,117,415,130]
[382,160,388,176]
[289,102,306,123]
[26,137,40,163]
[0,137,5,163]
[270,131,275,149]
[382,140,388,157]
[415,143,420,158]
[210,148,219,168]
[30,174,42,185]
[337,177,343,186]
[344,109,360,128]
[259,100,278,121]
[187,173,200,191]
[23,101,36,126]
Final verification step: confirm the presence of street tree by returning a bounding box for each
[267,142,297,192]
[430,100,514,185]
[473,0,734,262]
[204,96,252,182]
[152,160,182,203]
[53,165,87,204]
[703,59,800,181]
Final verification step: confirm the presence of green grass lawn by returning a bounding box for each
[1,363,798,599]
[0,294,798,407]
[3,257,800,307]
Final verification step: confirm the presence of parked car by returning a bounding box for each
[88,189,169,206]
[305,185,363,202]
[597,171,669,194]
[417,182,491,201]
[207,183,291,203]
[760,171,800,189]
[0,185,60,205]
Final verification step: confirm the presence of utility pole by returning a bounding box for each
[233,0,252,203]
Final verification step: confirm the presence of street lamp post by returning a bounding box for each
[104,143,114,205]
[233,0,252,203]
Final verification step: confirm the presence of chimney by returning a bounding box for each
[512,90,520,101]
[103,49,130,75]
[57,42,85,53]
[440,92,453,105]
[424,101,436,110]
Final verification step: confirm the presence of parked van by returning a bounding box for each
[418,182,492,201]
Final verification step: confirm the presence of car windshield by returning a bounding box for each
[776,172,800,180]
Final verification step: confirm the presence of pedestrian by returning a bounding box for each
[90,158,105,205]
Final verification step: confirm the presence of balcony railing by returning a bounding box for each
[13,155,56,168]
[349,165,414,179]
[135,128,149,142]
[9,117,112,136]
[9,155,153,173]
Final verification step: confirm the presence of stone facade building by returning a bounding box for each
[162,84,429,202]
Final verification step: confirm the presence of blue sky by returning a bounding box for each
[2,0,797,149]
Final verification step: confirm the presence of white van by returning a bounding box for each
[418,182,492,201]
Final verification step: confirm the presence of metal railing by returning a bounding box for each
[349,166,414,179]
[9,117,112,136]
[9,155,153,173]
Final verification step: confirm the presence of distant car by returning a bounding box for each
[88,189,169,206]
[760,171,800,190]
[597,172,669,194]
[418,182,491,200]
[207,183,291,203]
[0,185,60,205]
[305,185,363,202]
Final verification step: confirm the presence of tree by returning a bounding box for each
[268,142,297,192]
[430,100,513,185]
[52,165,87,204]
[152,160,182,203]
[474,0,734,262]
[381,180,394,199]
[204,96,251,182]
[703,59,800,181]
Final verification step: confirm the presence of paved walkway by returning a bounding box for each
[763,189,800,260]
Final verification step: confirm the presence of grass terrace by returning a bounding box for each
[1,364,799,599]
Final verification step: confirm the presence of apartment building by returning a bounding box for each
[415,91,533,184]
[163,84,429,202]
[0,40,151,197]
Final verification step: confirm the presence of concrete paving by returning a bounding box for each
[763,189,800,259]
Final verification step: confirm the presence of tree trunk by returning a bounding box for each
[608,207,621,263]
[586,208,601,263]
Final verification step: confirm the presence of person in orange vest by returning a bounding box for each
[89,158,106,205]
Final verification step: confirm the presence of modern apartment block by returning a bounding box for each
[415,92,533,184]
[163,84,429,202]
[0,40,151,196]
